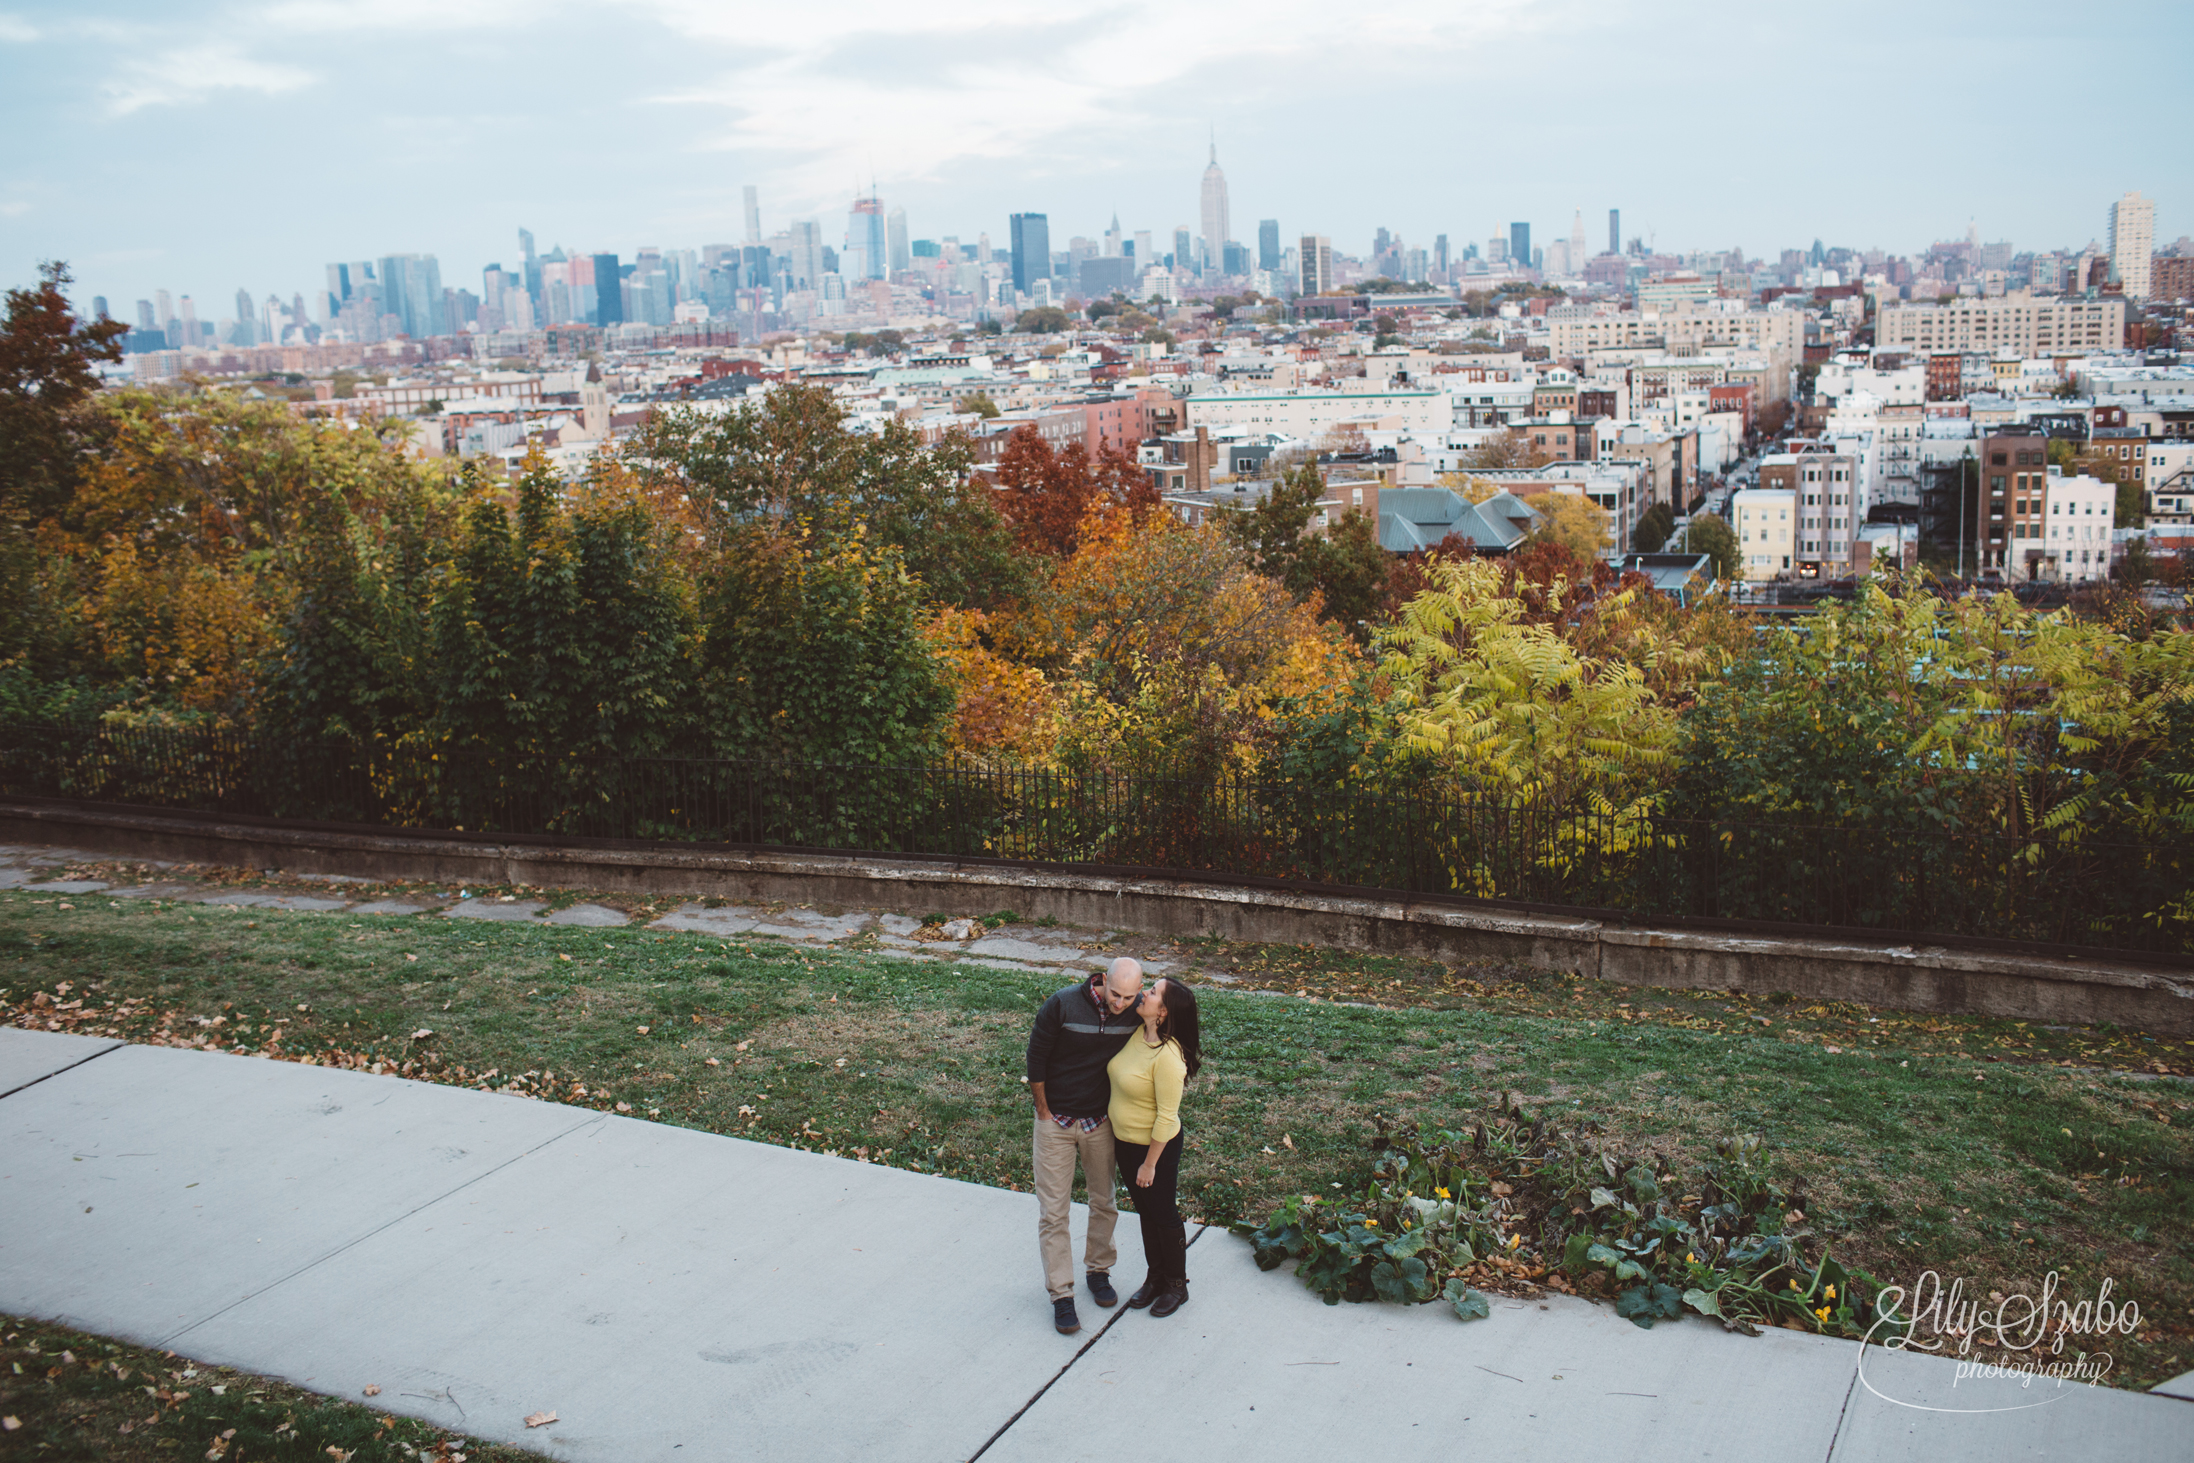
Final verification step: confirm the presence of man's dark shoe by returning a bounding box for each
[1053,1297,1081,1334]
[1150,1281,1189,1319]
[1087,1272,1118,1308]
[1126,1276,1162,1310]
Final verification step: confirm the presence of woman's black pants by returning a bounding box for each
[1118,1130,1187,1285]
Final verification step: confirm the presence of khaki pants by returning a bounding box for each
[1033,1115,1119,1300]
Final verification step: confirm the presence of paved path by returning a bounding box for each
[2,1029,2187,1462]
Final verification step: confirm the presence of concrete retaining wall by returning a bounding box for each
[5,799,2188,1036]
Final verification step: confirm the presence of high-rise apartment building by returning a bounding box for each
[1172,227,1191,270]
[1874,294,2126,354]
[135,300,156,332]
[743,186,762,246]
[2108,191,2154,298]
[1299,234,1333,295]
[1008,213,1050,295]
[1200,142,1230,278]
[1258,219,1280,271]
[1510,223,1531,270]
[233,287,257,348]
[1609,209,1620,255]
[1433,234,1449,276]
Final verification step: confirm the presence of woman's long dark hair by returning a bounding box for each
[1157,978,1202,1077]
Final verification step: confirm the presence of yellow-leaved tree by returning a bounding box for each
[1378,555,1674,894]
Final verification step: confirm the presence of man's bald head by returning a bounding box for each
[1099,956,1144,1013]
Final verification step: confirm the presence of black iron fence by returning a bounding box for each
[0,721,2185,957]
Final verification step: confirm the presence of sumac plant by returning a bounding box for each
[1237,1096,1904,1340]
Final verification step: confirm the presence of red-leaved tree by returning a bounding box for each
[993,425,1160,558]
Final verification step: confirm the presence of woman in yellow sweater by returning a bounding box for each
[1107,977,1201,1318]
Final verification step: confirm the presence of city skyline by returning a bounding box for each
[2,0,2187,309]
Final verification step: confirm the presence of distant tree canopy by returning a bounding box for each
[1631,501,1677,554]
[1014,307,1072,335]
[1684,513,1740,582]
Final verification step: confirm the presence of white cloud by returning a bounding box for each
[0,13,39,42]
[632,0,1544,215]
[102,42,316,115]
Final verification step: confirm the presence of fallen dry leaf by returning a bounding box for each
[1491,1182,1514,1197]
[410,1029,434,1041]
[615,1101,632,1112]
[705,1057,721,1066]
[558,953,572,962]
[2,1416,19,1432]
[523,1411,559,1429]
[362,1384,380,1397]
[636,1025,650,1035]
[1281,1134,1295,1150]
[735,1040,751,1052]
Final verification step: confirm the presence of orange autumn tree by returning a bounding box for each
[999,504,1357,774]
[49,386,440,722]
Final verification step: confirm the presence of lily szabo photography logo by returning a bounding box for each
[1859,1270,2139,1413]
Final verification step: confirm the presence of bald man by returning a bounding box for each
[1025,956,1145,1334]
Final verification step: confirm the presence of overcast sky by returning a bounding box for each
[3,0,2187,316]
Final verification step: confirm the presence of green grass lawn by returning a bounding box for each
[0,1312,547,1463]
[4,891,2190,1389]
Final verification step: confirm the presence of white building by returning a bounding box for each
[1185,387,1448,439]
[1730,486,1795,580]
[2037,469,2116,582]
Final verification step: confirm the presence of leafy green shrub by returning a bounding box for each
[1237,1097,1902,1338]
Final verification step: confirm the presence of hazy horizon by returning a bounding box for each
[4,0,2186,315]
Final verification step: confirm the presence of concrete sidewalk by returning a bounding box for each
[2,1029,2187,1463]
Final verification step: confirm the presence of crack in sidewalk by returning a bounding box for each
[967,1224,1210,1463]
[0,1036,126,1101]
[157,1113,606,1348]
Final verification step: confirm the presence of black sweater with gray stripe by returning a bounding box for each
[1025,977,1142,1120]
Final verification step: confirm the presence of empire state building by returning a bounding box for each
[1199,141,1230,278]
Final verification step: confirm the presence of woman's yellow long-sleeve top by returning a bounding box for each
[1107,1033,1187,1146]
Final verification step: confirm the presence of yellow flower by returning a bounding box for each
[1815,1306,1831,1323]
[1686,1252,1696,1264]
[1435,1187,1451,1199]
[1788,1279,1799,1290]
[1363,1219,1378,1228]
[1825,1284,1837,1300]
[1508,1233,1523,1250]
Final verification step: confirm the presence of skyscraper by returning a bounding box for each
[2108,191,2154,298]
[1299,235,1333,295]
[743,186,762,246]
[887,206,910,274]
[1008,213,1050,295]
[518,228,541,307]
[1173,226,1191,271]
[785,222,824,290]
[591,253,622,325]
[135,300,155,332]
[1199,140,1230,278]
[90,296,108,319]
[1608,209,1620,256]
[1510,223,1531,271]
[847,193,887,281]
[377,254,447,338]
[1570,211,1586,267]
[1258,219,1280,271]
[233,287,257,347]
